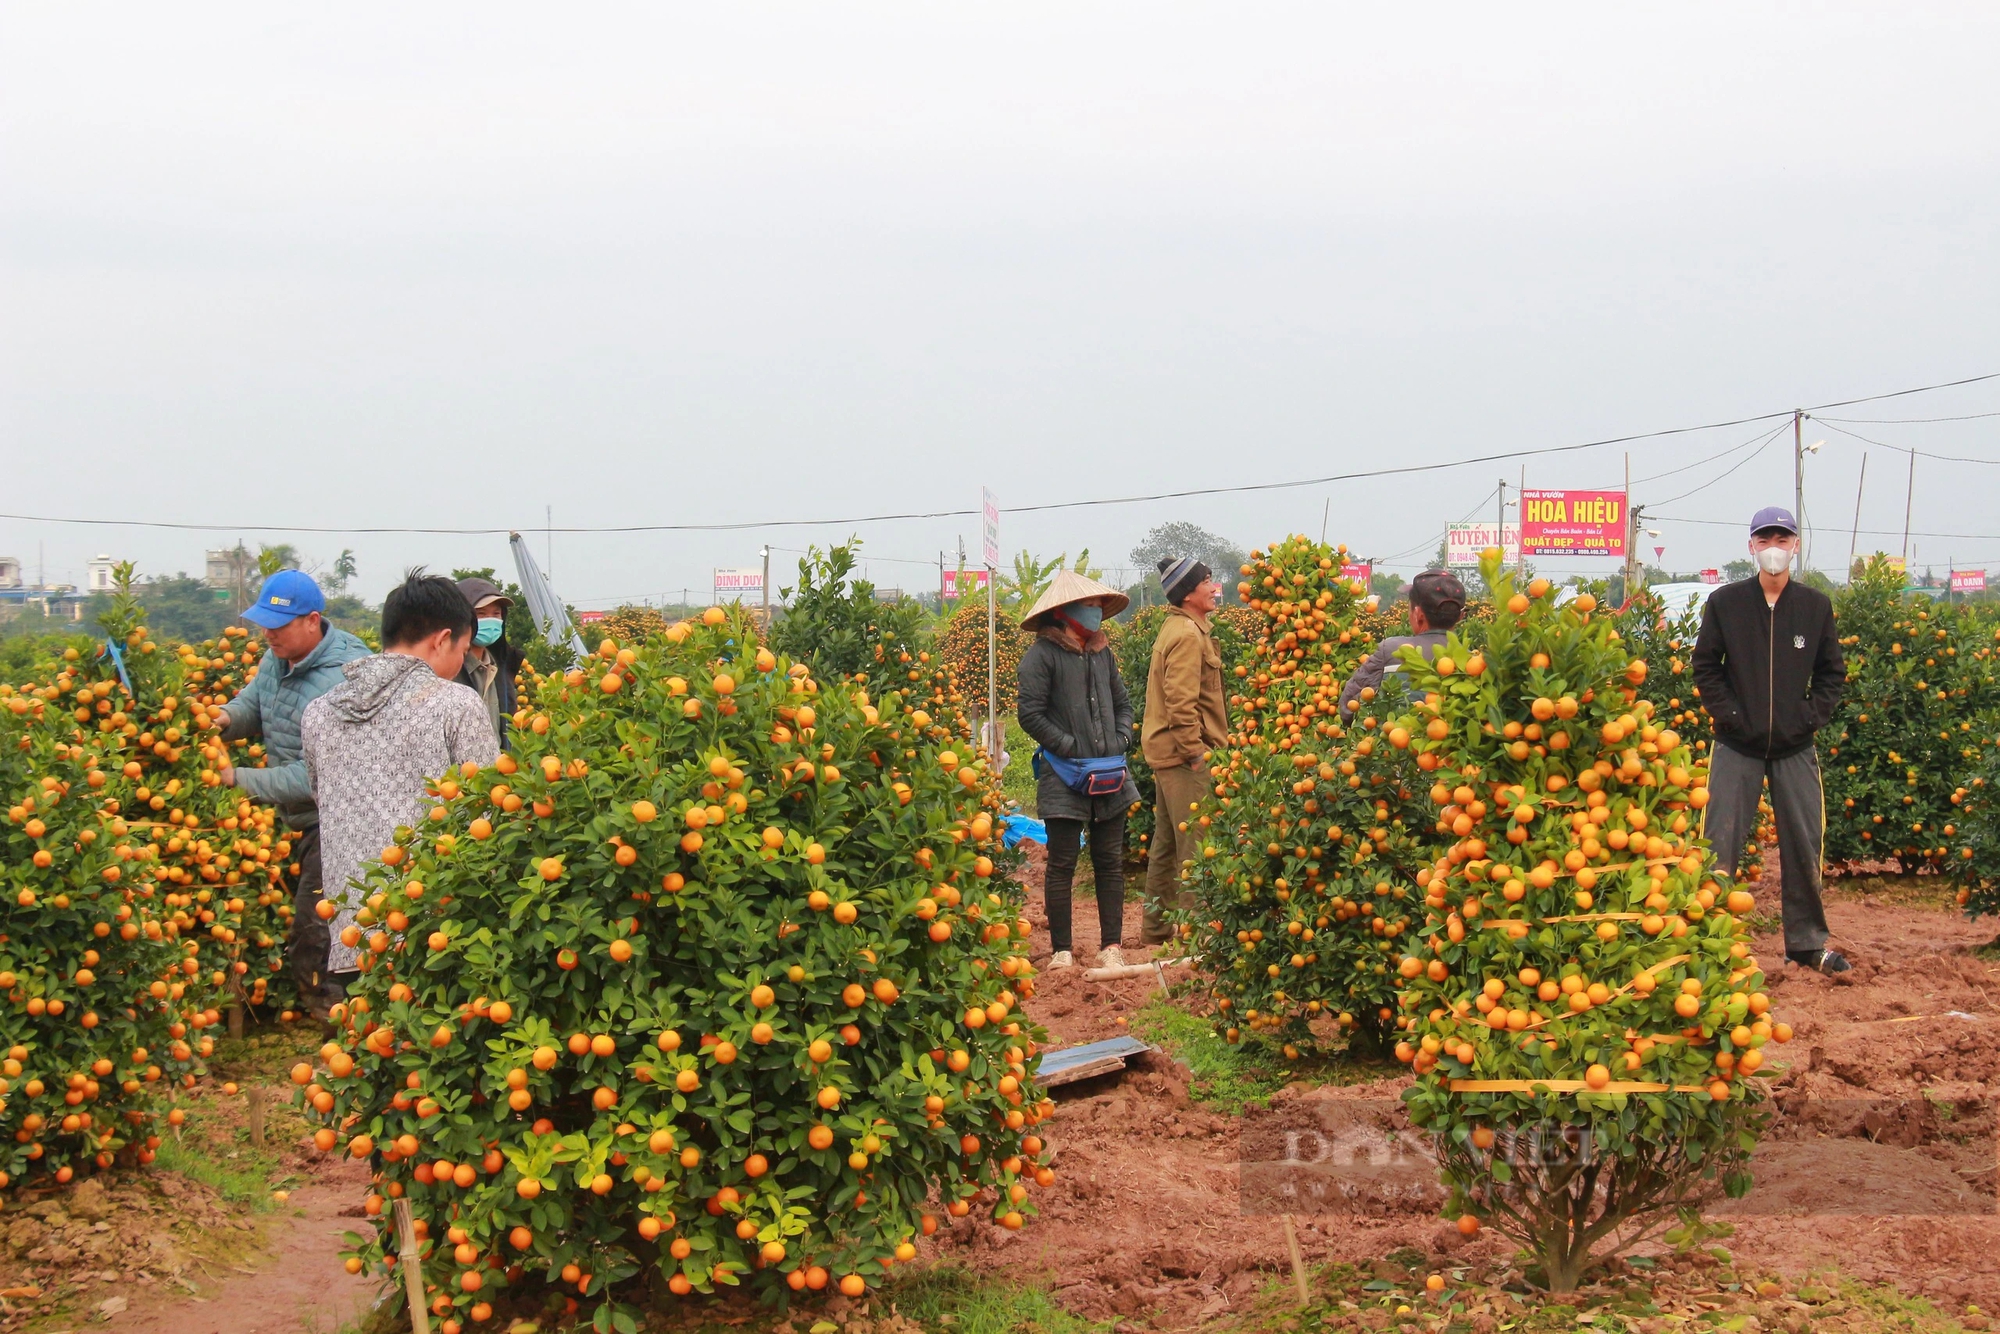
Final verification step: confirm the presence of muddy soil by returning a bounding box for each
[969,838,2000,1324]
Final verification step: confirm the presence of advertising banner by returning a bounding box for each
[713,568,764,601]
[942,568,991,599]
[1339,562,1372,585]
[1444,522,1520,568]
[1951,569,1986,594]
[1700,569,1722,585]
[1520,489,1627,557]
[981,488,1000,568]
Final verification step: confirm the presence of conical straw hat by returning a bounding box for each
[1020,569,1131,631]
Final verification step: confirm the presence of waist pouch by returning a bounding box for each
[1033,749,1129,796]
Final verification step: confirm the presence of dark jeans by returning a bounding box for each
[1045,814,1127,953]
[285,827,350,1016]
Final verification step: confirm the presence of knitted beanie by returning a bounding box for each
[1157,556,1211,606]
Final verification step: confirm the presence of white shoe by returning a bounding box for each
[1047,950,1075,970]
[1096,945,1127,970]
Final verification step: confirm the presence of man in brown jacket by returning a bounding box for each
[1140,555,1229,944]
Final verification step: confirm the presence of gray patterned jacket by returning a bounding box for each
[302,653,498,973]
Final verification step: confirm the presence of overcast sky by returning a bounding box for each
[4,4,1998,608]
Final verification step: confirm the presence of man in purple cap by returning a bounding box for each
[212,568,373,1013]
[1692,507,1849,973]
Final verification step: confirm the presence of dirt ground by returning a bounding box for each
[971,840,2000,1326]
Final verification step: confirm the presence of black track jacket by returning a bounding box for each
[1690,577,1845,762]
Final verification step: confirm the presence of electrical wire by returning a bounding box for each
[3,369,1995,536]
[1812,420,2000,465]
[1370,485,1500,565]
[1631,422,1794,485]
[1648,513,2000,542]
[1639,425,1791,510]
[1818,410,2000,425]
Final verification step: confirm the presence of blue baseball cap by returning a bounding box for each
[242,569,326,629]
[1749,506,1799,536]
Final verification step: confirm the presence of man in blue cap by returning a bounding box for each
[1692,506,1849,973]
[212,568,372,1014]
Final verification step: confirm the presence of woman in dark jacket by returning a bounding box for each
[1016,571,1140,970]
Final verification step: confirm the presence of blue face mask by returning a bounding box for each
[1066,605,1104,632]
[474,617,504,647]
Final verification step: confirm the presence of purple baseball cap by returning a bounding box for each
[1749,506,1799,536]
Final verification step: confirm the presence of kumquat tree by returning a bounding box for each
[1179,537,1433,1058]
[290,607,1054,1331]
[0,566,295,1187]
[1387,550,1787,1293]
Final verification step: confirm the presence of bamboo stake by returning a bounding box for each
[393,1198,432,1334]
[1281,1213,1310,1305]
[246,1087,266,1147]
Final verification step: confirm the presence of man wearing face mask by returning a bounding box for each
[1692,506,1849,974]
[453,576,523,751]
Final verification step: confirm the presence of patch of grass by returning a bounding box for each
[1828,871,1963,912]
[616,1267,1111,1334]
[1212,1251,1987,1334]
[1129,994,1393,1114]
[155,1022,322,1213]
[886,1264,1115,1334]
[1001,714,1037,815]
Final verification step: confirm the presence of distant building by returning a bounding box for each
[205,548,238,589]
[0,557,20,589]
[86,555,119,593]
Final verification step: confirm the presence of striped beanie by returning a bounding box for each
[1157,556,1211,605]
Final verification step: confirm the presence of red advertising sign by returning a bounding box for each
[578,609,607,624]
[1520,489,1627,557]
[941,569,990,599]
[1700,569,1722,585]
[1951,569,1986,594]
[1340,562,1372,585]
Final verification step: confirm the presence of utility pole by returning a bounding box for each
[1495,479,1507,562]
[760,545,771,630]
[1848,452,1868,579]
[938,551,946,609]
[1622,453,1637,600]
[1517,463,1527,578]
[1792,410,1807,575]
[1320,497,1330,546]
[1901,447,1916,567]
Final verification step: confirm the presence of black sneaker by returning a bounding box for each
[1787,947,1851,975]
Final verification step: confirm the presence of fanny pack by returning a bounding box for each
[1033,749,1129,796]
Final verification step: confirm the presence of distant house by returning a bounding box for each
[0,557,20,589]
[86,554,119,592]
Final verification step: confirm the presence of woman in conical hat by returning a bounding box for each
[1016,570,1139,971]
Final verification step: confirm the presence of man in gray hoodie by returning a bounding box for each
[301,570,497,1012]
[212,569,371,1011]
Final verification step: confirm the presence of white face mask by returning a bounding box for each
[1756,546,1793,576]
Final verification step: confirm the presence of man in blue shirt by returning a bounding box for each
[211,569,372,1015]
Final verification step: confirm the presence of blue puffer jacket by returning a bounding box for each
[219,625,372,828]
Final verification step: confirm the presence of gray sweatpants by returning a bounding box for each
[1702,743,1830,957]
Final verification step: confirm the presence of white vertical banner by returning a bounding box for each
[981,487,1000,757]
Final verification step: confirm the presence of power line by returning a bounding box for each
[1631,421,1792,486]
[3,369,1996,537]
[1811,420,2000,465]
[1642,424,1792,509]
[1819,410,2000,425]
[1648,513,2000,543]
